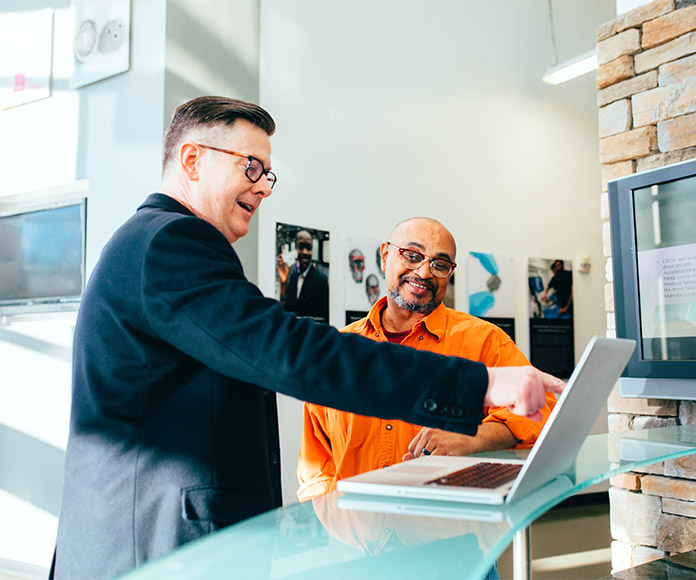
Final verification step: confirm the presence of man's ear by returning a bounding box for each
[180,142,201,180]
[380,241,390,272]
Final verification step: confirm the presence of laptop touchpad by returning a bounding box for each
[389,463,444,475]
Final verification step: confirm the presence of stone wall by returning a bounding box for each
[597,0,696,571]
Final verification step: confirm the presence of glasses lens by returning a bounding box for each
[430,259,452,278]
[246,158,264,182]
[400,249,425,268]
[246,158,276,189]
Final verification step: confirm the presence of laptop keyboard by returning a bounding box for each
[425,462,523,489]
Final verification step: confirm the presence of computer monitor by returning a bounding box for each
[609,158,696,399]
[0,200,86,316]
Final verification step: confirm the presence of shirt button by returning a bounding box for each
[270,452,279,465]
[375,333,380,337]
[423,399,437,412]
[453,407,463,417]
[419,336,424,340]
[386,424,393,430]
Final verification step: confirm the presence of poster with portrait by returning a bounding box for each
[0,9,52,111]
[466,252,515,340]
[344,236,383,325]
[528,257,574,378]
[276,223,330,324]
[70,0,130,88]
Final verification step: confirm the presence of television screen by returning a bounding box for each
[609,158,696,399]
[0,201,85,314]
[633,176,696,362]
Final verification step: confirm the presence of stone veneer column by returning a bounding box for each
[597,0,696,571]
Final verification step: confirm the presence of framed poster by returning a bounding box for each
[467,252,515,340]
[528,257,574,378]
[0,9,52,111]
[276,223,330,324]
[344,236,384,325]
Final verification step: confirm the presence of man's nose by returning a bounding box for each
[414,259,433,278]
[255,176,273,197]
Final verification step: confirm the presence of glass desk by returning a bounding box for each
[119,426,696,580]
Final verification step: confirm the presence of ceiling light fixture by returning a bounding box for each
[542,0,598,85]
[542,49,598,85]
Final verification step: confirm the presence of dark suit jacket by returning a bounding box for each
[284,265,329,323]
[52,194,488,579]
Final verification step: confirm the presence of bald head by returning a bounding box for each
[296,230,312,243]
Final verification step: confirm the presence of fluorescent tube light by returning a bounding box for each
[542,49,598,85]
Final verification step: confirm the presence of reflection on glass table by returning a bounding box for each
[117,426,696,580]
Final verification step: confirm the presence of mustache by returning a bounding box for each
[399,274,436,293]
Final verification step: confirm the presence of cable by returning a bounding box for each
[547,0,559,66]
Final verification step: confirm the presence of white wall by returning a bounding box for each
[165,0,263,281]
[257,0,615,505]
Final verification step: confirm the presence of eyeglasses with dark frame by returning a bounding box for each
[387,242,456,278]
[195,143,277,189]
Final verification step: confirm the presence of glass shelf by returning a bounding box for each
[118,426,696,580]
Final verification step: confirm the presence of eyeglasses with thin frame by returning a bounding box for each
[387,242,456,278]
[195,143,277,189]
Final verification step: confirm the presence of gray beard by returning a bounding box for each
[388,287,438,315]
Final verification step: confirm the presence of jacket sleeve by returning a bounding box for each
[296,403,336,502]
[141,217,488,434]
[477,333,556,447]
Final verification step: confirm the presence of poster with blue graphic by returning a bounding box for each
[466,252,515,340]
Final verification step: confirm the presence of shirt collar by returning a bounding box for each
[364,296,447,341]
[138,193,195,216]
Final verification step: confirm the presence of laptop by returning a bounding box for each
[337,336,635,505]
[337,474,574,522]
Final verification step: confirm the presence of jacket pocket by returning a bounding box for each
[181,485,272,525]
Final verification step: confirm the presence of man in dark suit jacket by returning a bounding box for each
[51,96,564,579]
[278,230,329,323]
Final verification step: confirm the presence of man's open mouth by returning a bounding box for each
[401,276,435,294]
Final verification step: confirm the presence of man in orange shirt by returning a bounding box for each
[297,217,556,502]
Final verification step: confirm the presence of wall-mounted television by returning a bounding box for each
[609,158,696,399]
[0,200,86,316]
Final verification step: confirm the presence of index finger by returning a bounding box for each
[541,371,566,394]
[407,429,426,457]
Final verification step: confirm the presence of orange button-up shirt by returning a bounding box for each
[297,296,556,502]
